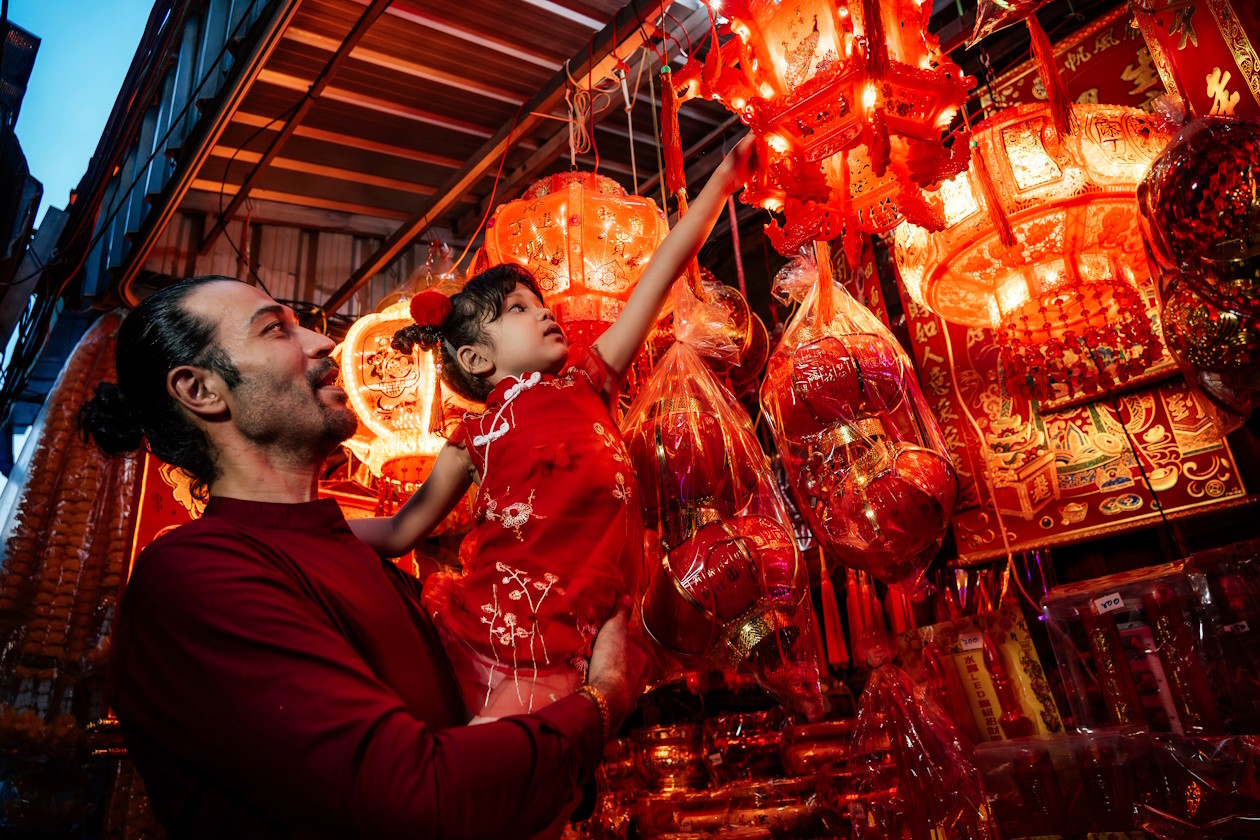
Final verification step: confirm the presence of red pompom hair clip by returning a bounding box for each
[410,289,453,327]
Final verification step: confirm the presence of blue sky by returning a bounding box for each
[10,0,154,225]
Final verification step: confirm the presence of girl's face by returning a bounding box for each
[478,284,569,380]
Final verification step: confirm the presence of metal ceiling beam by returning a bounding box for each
[323,0,674,314]
[190,179,414,219]
[282,26,524,105]
[355,0,563,70]
[231,110,463,168]
[118,0,305,309]
[208,144,437,195]
[200,0,393,255]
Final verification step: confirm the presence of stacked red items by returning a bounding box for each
[897,603,1063,745]
[759,250,958,594]
[625,284,823,719]
[1043,561,1241,735]
[974,727,1156,838]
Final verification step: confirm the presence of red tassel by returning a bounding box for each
[659,67,687,200]
[971,141,1016,249]
[428,375,446,436]
[1027,14,1073,139]
[860,0,888,79]
[819,549,849,669]
[814,239,835,329]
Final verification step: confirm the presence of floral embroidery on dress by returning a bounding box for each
[612,472,630,503]
[481,486,541,541]
[477,563,564,711]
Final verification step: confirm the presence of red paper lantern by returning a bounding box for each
[641,515,799,662]
[894,103,1175,402]
[337,301,471,539]
[695,0,974,253]
[481,171,669,349]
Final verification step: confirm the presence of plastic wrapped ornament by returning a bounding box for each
[761,247,957,593]
[1138,117,1260,426]
[626,286,823,717]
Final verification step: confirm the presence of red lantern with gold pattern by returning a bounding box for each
[1138,116,1260,425]
[894,103,1176,403]
[694,0,974,254]
[481,171,669,349]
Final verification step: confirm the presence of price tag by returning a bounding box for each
[959,632,984,651]
[708,753,723,766]
[1092,592,1125,615]
[1224,621,1251,635]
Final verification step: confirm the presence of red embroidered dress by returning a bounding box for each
[423,347,644,715]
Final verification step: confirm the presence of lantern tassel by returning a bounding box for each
[814,239,835,330]
[860,0,888,79]
[659,67,687,201]
[428,375,446,436]
[819,548,849,669]
[1027,14,1073,140]
[971,141,1016,249]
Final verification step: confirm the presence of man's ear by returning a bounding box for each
[456,344,493,377]
[167,365,228,418]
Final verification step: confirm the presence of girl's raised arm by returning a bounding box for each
[593,135,755,378]
[349,443,474,558]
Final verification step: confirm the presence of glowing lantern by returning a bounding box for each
[481,171,669,348]
[336,300,468,536]
[696,0,974,254]
[894,103,1175,402]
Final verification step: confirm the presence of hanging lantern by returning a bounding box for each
[1138,117,1260,425]
[697,0,974,254]
[337,300,469,535]
[760,249,957,593]
[894,103,1175,402]
[480,171,669,349]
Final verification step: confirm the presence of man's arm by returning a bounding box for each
[111,535,605,839]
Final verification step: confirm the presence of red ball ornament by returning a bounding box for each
[641,515,798,662]
[409,289,453,328]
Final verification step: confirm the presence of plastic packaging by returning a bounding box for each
[625,286,823,719]
[1043,562,1228,735]
[759,251,958,594]
[845,665,996,839]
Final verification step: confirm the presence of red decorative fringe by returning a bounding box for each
[860,0,888,79]
[814,239,835,329]
[1028,14,1073,139]
[971,142,1016,249]
[659,67,687,199]
[819,549,849,669]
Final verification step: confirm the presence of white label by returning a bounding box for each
[1093,592,1125,615]
[1224,620,1251,635]
[959,632,984,651]
[708,753,723,766]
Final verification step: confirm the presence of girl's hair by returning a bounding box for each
[78,275,243,498]
[393,263,545,402]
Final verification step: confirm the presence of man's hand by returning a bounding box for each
[586,597,651,735]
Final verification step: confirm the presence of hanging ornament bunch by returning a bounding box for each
[624,284,823,718]
[682,0,974,256]
[894,103,1174,403]
[1138,117,1260,426]
[760,248,958,595]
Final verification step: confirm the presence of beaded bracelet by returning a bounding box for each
[576,684,610,742]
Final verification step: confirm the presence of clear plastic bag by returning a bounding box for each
[623,304,823,718]
[760,251,958,594]
[969,0,1051,46]
[845,664,996,839]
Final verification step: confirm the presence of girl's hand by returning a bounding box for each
[713,134,757,196]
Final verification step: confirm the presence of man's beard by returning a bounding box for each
[232,360,357,457]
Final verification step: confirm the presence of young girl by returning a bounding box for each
[351,137,755,722]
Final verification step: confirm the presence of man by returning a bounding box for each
[79,275,649,838]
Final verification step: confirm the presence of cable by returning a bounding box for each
[450,101,528,276]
